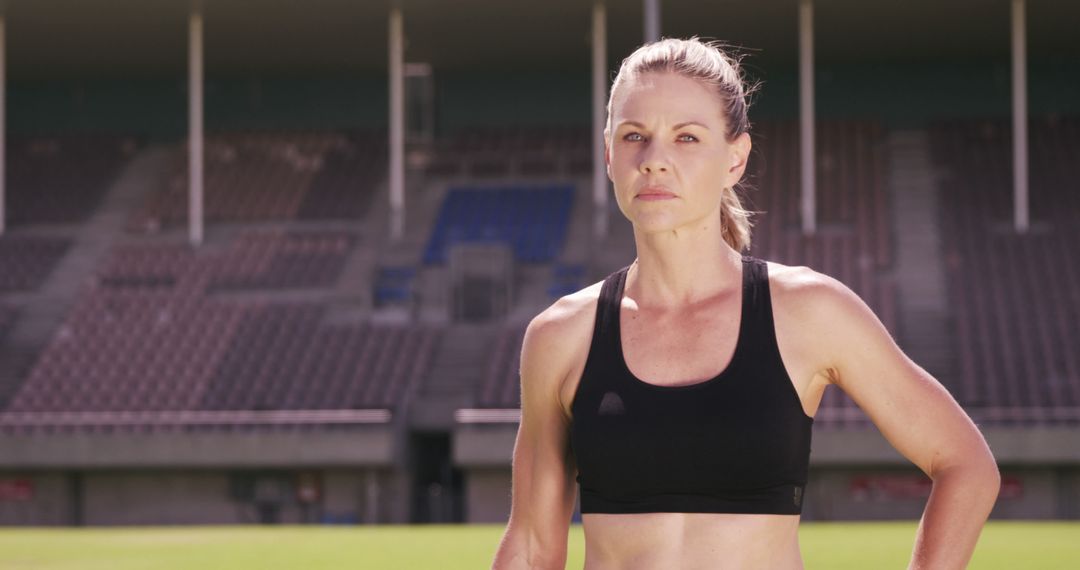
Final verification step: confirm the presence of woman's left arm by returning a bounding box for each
[799,270,1000,570]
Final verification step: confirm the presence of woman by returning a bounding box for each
[493,37,999,569]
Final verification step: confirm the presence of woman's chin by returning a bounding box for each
[626,211,720,237]
[628,216,686,236]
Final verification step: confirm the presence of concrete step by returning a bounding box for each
[886,128,955,382]
[418,323,499,403]
[408,394,474,430]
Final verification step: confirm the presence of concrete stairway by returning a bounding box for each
[408,323,497,430]
[886,129,956,386]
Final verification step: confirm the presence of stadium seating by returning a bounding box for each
[297,131,387,220]
[424,125,591,177]
[747,119,893,272]
[208,231,356,291]
[128,130,383,231]
[373,266,416,307]
[477,323,527,409]
[422,184,574,264]
[2,230,439,428]
[200,304,439,411]
[930,117,1080,424]
[5,134,136,226]
[0,304,15,343]
[6,115,1076,436]
[0,236,71,293]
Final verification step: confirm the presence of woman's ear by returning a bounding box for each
[726,132,752,183]
[605,142,613,182]
[729,132,751,171]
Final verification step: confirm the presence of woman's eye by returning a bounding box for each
[678,134,698,142]
[623,133,644,142]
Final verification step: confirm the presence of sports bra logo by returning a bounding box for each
[793,485,803,507]
[598,391,626,415]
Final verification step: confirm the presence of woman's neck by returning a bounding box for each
[627,221,743,309]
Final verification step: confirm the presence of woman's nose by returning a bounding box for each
[638,143,670,174]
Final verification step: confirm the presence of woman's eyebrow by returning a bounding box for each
[618,120,710,130]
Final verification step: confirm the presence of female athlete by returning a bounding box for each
[492,37,999,569]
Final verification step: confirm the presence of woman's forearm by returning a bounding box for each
[907,463,1001,570]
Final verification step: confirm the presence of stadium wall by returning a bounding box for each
[0,467,406,526]
[0,428,413,525]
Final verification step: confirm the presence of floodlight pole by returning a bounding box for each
[644,0,660,43]
[1012,0,1029,233]
[188,0,204,246]
[0,9,6,236]
[799,0,816,235]
[592,2,608,241]
[389,7,405,242]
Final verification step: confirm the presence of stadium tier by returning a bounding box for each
[207,231,356,291]
[0,305,15,344]
[5,135,137,226]
[128,130,384,232]
[748,119,893,269]
[0,236,71,293]
[2,230,439,429]
[200,304,438,412]
[931,118,1080,425]
[424,125,592,178]
[477,324,527,409]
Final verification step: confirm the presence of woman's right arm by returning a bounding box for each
[492,303,585,569]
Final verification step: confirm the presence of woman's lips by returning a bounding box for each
[635,187,677,200]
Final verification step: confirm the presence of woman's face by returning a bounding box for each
[606,72,751,235]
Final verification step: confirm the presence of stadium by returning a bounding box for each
[0,0,1078,564]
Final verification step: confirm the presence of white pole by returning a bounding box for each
[388,7,405,241]
[643,0,660,43]
[189,1,204,246]
[799,0,816,235]
[592,2,608,240]
[0,11,5,236]
[1012,0,1028,233]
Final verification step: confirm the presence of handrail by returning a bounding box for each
[0,409,391,427]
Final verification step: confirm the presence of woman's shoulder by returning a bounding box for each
[525,278,606,353]
[519,279,607,418]
[763,258,878,333]
[764,258,841,300]
[764,259,864,300]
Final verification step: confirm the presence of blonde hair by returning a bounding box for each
[605,36,761,253]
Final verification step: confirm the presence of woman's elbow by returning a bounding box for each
[492,526,569,570]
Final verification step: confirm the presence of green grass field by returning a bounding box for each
[0,521,1076,569]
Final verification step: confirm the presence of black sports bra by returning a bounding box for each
[569,255,814,515]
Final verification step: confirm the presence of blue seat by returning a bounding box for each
[423,184,575,265]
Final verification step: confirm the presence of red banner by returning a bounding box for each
[0,479,33,502]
